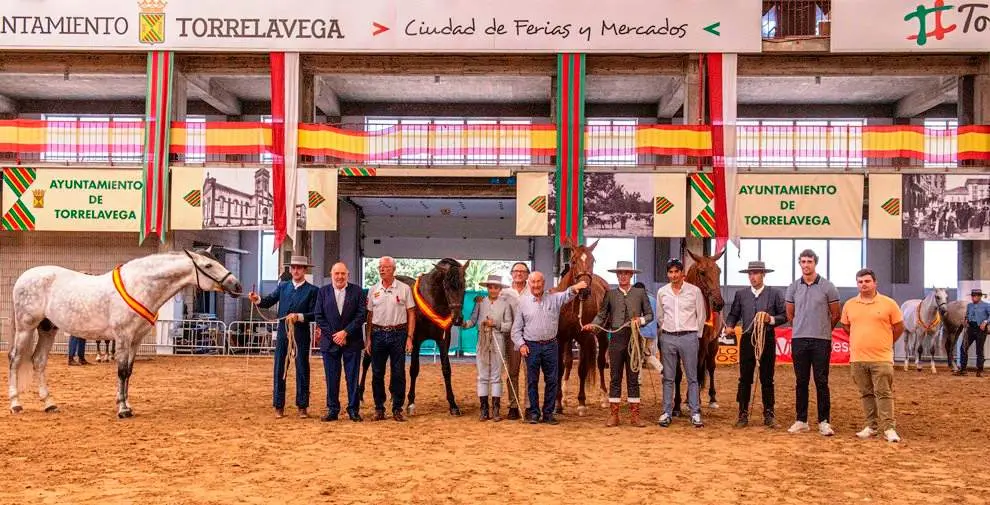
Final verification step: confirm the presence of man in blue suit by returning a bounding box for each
[315,262,368,422]
[249,255,319,419]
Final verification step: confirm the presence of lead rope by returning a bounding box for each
[248,301,295,381]
[747,311,769,419]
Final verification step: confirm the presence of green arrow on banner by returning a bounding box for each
[704,21,720,36]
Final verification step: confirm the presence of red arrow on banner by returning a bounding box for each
[372,22,389,36]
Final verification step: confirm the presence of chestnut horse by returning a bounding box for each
[552,239,610,416]
[670,248,725,415]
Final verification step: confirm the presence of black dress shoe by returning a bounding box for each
[374,409,386,421]
[506,407,521,420]
[392,410,407,422]
[348,412,363,422]
[543,416,559,425]
[526,413,540,424]
[321,414,338,422]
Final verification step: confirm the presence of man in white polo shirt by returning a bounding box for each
[365,256,416,422]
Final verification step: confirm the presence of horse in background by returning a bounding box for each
[357,258,470,416]
[670,248,725,415]
[553,239,609,416]
[900,288,948,373]
[8,247,241,417]
[95,339,116,363]
[941,299,970,372]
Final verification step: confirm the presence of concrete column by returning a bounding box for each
[682,55,706,264]
[957,59,990,284]
[295,68,316,258]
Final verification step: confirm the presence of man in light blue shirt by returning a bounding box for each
[956,288,990,377]
[511,271,587,425]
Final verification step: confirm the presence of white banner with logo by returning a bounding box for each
[0,0,761,53]
[831,0,990,52]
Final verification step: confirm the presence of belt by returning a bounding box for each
[372,324,406,332]
[663,330,697,336]
[525,337,557,345]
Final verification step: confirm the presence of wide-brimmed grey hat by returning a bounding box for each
[479,274,508,288]
[972,288,985,297]
[608,260,641,274]
[739,260,774,274]
[284,255,314,268]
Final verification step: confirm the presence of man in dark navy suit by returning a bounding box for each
[315,262,368,422]
[249,255,319,419]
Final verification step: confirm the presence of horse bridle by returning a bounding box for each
[185,250,234,294]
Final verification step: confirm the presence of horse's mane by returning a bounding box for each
[434,258,464,291]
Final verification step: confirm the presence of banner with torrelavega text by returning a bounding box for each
[733,173,864,238]
[1,167,142,232]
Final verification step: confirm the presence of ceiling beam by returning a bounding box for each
[585,55,688,75]
[0,94,18,114]
[739,54,986,76]
[338,177,515,198]
[176,53,271,75]
[656,78,685,118]
[304,54,555,75]
[0,52,146,75]
[895,77,958,118]
[185,75,242,116]
[314,76,340,117]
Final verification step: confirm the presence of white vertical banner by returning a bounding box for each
[284,52,301,243]
[722,53,740,252]
[515,172,549,236]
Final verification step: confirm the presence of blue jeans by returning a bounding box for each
[68,336,86,360]
[524,339,559,420]
[371,329,407,412]
[322,345,362,416]
[273,332,311,410]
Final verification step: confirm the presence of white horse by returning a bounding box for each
[8,247,241,418]
[899,287,948,374]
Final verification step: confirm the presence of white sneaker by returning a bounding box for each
[787,421,810,433]
[856,426,878,439]
[818,422,835,436]
[690,413,704,427]
[884,429,901,443]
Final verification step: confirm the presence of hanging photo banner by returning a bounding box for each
[2,167,142,232]
[170,166,337,230]
[515,172,549,236]
[869,173,990,240]
[831,0,990,52]
[0,0,762,53]
[733,173,864,238]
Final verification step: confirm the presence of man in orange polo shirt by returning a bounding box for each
[840,268,905,443]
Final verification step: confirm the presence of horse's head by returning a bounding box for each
[932,286,949,316]
[434,258,470,326]
[564,238,598,300]
[686,248,724,312]
[184,246,242,297]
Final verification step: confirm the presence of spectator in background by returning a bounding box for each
[67,334,89,366]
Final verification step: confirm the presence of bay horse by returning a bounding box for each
[671,248,725,416]
[8,247,241,417]
[553,239,609,416]
[357,258,470,416]
[899,288,948,373]
[941,299,970,371]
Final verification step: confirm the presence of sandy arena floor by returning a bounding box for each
[1,355,988,505]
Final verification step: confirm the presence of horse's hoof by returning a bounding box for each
[117,409,134,419]
[600,401,608,409]
[449,407,462,416]
[44,405,59,414]
[406,404,415,416]
[577,406,588,417]
[709,402,719,409]
[10,405,23,414]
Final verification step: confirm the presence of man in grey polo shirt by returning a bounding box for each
[785,249,841,436]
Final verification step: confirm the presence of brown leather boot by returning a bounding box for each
[629,402,647,428]
[606,402,620,427]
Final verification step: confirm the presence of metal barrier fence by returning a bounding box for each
[0,317,8,353]
[154,319,227,355]
[762,0,830,40]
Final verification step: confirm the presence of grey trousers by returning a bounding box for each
[660,331,701,416]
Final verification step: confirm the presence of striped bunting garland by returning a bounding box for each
[555,53,586,248]
[881,197,901,216]
[654,196,674,215]
[338,166,376,176]
[1,200,35,231]
[183,189,201,207]
[3,167,35,197]
[140,50,175,245]
[308,191,326,209]
[528,195,547,213]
